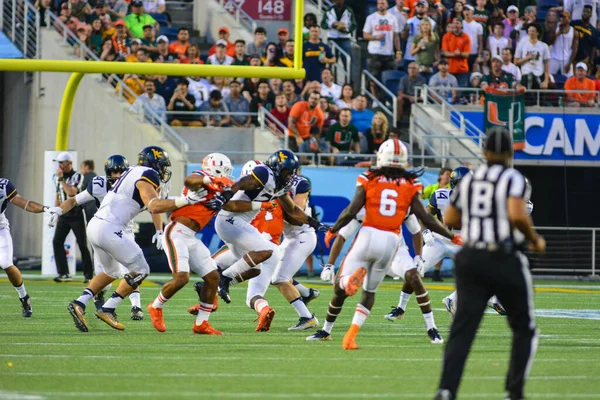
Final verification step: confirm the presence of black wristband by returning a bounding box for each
[307,216,322,230]
[221,188,234,202]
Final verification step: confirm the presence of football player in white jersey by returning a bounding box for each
[206,150,328,332]
[65,146,207,332]
[0,178,60,317]
[51,155,164,321]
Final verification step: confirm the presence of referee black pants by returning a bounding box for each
[438,248,539,400]
[52,215,94,279]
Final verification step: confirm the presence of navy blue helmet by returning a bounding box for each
[104,155,129,186]
[138,146,172,183]
[265,149,300,188]
[450,167,471,189]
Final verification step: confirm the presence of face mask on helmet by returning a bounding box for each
[266,150,299,188]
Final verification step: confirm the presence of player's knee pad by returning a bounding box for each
[124,272,147,290]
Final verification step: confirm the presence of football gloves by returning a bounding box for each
[152,230,163,250]
[422,229,435,246]
[414,255,426,277]
[320,264,335,284]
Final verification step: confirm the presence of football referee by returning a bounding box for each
[434,127,546,400]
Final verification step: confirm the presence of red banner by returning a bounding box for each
[225,0,291,21]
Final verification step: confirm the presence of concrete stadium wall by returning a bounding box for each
[1,28,186,258]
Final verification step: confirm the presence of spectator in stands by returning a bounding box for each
[364,112,390,153]
[105,0,127,19]
[363,0,402,83]
[168,27,190,56]
[404,0,437,68]
[411,18,440,77]
[473,48,492,74]
[515,23,550,89]
[442,18,471,87]
[302,13,319,41]
[517,6,538,42]
[326,108,361,164]
[269,78,282,96]
[502,5,520,40]
[232,40,250,66]
[154,75,177,100]
[151,35,180,62]
[180,44,202,64]
[207,27,236,57]
[100,36,117,60]
[131,79,167,119]
[320,97,339,131]
[388,0,409,34]
[135,48,151,63]
[467,71,483,96]
[288,91,325,152]
[299,126,331,165]
[549,12,579,77]
[595,68,600,92]
[102,18,115,38]
[74,25,90,58]
[124,0,158,39]
[294,78,306,95]
[250,80,275,124]
[68,0,92,22]
[89,18,104,54]
[336,83,355,109]
[303,25,336,82]
[571,6,597,71]
[302,80,323,100]
[223,80,251,127]
[423,167,451,200]
[543,9,560,45]
[276,28,289,56]
[482,55,523,89]
[118,74,145,103]
[425,0,444,35]
[448,0,465,24]
[279,40,296,67]
[429,58,459,103]
[501,47,521,81]
[564,0,598,28]
[212,77,230,98]
[564,62,597,106]
[140,24,157,53]
[487,0,505,28]
[35,0,52,27]
[489,22,510,58]
[397,62,426,121]
[198,90,230,127]
[321,0,357,63]
[262,42,281,67]
[247,27,268,58]
[320,69,342,100]
[188,76,211,107]
[168,78,201,127]
[270,93,291,135]
[111,20,130,60]
[282,80,302,108]
[462,5,484,69]
[242,68,261,102]
[350,94,375,135]
[207,40,234,65]
[473,0,490,34]
[142,0,165,15]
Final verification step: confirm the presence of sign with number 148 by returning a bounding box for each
[227,0,290,21]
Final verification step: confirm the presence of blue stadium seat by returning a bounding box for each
[553,74,567,90]
[381,70,406,83]
[150,13,168,23]
[159,26,179,36]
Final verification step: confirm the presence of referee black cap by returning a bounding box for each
[485,126,512,155]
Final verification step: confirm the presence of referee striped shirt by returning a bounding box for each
[450,164,527,247]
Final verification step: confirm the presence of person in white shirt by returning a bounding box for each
[142,0,165,14]
[388,0,408,33]
[207,40,233,66]
[131,80,166,120]
[462,4,483,69]
[501,47,522,82]
[489,22,510,58]
[320,69,342,100]
[548,11,579,77]
[403,0,436,67]
[187,76,212,108]
[515,23,550,88]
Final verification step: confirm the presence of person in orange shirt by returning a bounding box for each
[564,62,597,107]
[288,91,325,152]
[168,27,190,56]
[442,19,471,87]
[208,27,236,57]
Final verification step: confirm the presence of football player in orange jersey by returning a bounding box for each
[308,139,461,350]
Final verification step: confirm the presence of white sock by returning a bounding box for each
[338,276,350,290]
[423,311,436,330]
[14,283,27,299]
[398,291,412,310]
[195,302,213,325]
[290,297,312,319]
[102,292,124,310]
[76,288,95,307]
[351,304,370,328]
[129,291,141,308]
[489,295,499,304]
[254,298,269,314]
[223,257,252,280]
[152,292,168,309]
[323,320,335,333]
[292,280,311,297]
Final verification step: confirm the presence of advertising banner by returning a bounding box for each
[483,89,526,150]
[224,0,291,21]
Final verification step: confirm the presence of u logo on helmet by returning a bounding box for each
[151,149,163,159]
[278,152,288,162]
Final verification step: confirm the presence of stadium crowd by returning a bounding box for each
[36,0,600,162]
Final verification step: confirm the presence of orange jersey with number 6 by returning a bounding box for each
[357,170,422,234]
[251,199,284,245]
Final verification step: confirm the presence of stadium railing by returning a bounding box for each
[258,107,290,148]
[1,0,39,60]
[361,70,398,127]
[328,39,351,85]
[218,0,258,34]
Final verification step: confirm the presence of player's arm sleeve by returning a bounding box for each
[75,190,95,205]
[356,172,369,188]
[251,165,270,187]
[5,180,18,200]
[338,217,360,239]
[404,214,421,234]
[136,169,160,189]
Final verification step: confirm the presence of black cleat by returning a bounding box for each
[427,328,444,344]
[218,273,231,304]
[301,288,320,305]
[94,291,106,312]
[54,274,72,282]
[19,295,32,318]
[384,306,405,321]
[193,281,204,301]
[131,306,144,320]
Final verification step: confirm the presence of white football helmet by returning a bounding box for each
[202,153,233,178]
[377,138,408,168]
[241,160,262,177]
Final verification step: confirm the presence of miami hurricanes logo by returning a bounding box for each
[151,148,163,159]
[486,101,505,126]
[278,152,288,162]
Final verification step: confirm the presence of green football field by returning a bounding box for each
[1,276,599,399]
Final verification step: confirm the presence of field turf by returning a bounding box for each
[0,276,599,399]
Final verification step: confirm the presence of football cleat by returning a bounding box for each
[344,267,367,296]
[95,309,125,330]
[288,315,319,331]
[488,302,507,316]
[19,295,32,318]
[131,306,144,320]
[384,306,405,321]
[434,389,455,400]
[342,324,360,350]
[188,304,201,315]
[193,320,223,335]
[94,291,105,312]
[218,273,232,304]
[427,328,444,344]
[442,296,456,317]
[147,304,166,332]
[67,301,88,332]
[301,288,320,305]
[306,329,332,341]
[54,274,72,282]
[254,306,275,332]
